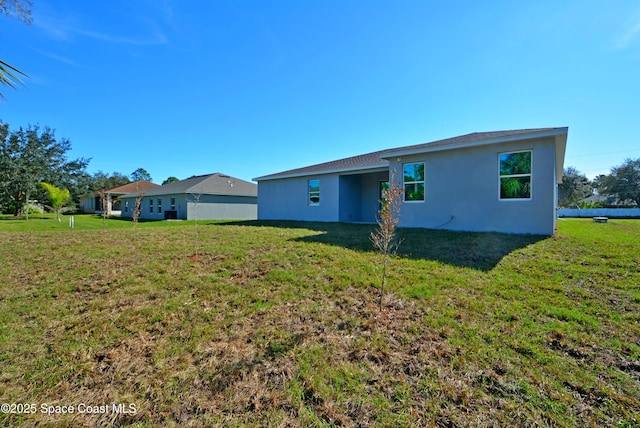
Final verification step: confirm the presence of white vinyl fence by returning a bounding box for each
[558,208,640,218]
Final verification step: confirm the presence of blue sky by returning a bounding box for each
[1,0,639,183]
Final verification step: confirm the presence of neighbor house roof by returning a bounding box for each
[254,127,568,182]
[580,193,638,207]
[120,173,257,198]
[106,180,160,194]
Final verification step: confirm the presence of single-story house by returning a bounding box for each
[119,173,257,221]
[79,180,160,215]
[577,193,638,208]
[254,127,568,235]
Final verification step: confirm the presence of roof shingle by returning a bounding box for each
[254,128,567,181]
[121,173,257,198]
[106,180,160,194]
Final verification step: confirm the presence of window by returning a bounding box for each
[403,163,425,201]
[309,179,320,206]
[157,198,162,213]
[149,199,154,213]
[124,201,129,213]
[170,198,176,210]
[499,150,532,199]
[379,181,390,210]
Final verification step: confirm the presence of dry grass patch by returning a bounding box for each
[0,219,639,426]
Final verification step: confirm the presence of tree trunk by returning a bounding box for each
[379,253,387,311]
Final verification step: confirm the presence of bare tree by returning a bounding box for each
[98,189,109,230]
[190,193,202,259]
[132,191,143,235]
[370,172,403,311]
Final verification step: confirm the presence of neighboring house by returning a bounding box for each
[578,193,638,208]
[119,173,257,221]
[79,180,160,215]
[254,128,568,235]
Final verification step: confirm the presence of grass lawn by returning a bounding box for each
[0,213,190,231]
[0,217,638,427]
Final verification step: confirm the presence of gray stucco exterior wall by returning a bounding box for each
[257,175,340,222]
[186,195,257,220]
[257,171,390,223]
[386,136,557,235]
[120,193,257,221]
[258,136,559,235]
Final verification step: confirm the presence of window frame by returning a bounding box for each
[403,162,425,203]
[498,150,533,201]
[308,179,320,206]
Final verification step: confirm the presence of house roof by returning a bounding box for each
[580,193,638,207]
[120,173,257,198]
[253,127,568,182]
[106,180,160,194]
[253,150,390,182]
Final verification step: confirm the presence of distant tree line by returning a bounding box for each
[3,119,636,215]
[559,158,640,208]
[0,121,176,216]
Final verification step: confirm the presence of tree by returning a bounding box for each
[90,170,130,192]
[558,167,592,208]
[59,161,92,205]
[0,122,90,216]
[132,190,144,235]
[39,182,70,221]
[0,0,32,22]
[190,192,202,259]
[597,158,640,206]
[0,0,32,98]
[593,174,614,195]
[98,189,109,229]
[162,176,179,185]
[370,173,403,311]
[131,168,152,182]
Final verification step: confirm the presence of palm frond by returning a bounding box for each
[0,59,29,97]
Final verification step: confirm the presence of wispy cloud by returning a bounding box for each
[32,48,79,67]
[33,9,168,46]
[614,11,640,49]
[70,27,167,46]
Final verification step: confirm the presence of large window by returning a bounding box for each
[309,179,320,206]
[403,163,425,202]
[499,150,532,199]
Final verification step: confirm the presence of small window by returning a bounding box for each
[379,181,390,210]
[170,198,176,210]
[499,150,532,200]
[149,199,154,213]
[157,198,162,213]
[309,179,320,206]
[124,201,129,213]
[403,163,425,202]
